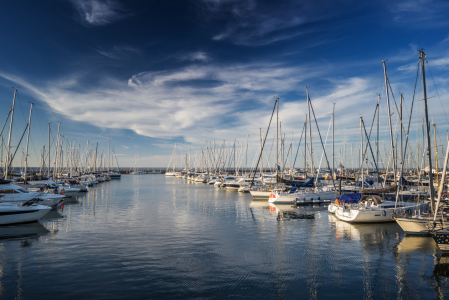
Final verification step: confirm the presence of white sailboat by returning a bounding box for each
[165,144,177,176]
[132,152,145,174]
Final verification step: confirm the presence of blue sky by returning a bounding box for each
[1,0,449,169]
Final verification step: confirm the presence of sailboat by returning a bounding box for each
[165,144,177,176]
[395,49,445,234]
[269,89,337,205]
[334,56,427,223]
[149,155,161,174]
[132,152,145,174]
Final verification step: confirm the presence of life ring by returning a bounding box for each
[382,210,386,217]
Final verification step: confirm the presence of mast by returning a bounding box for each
[4,89,17,180]
[360,116,364,189]
[376,95,380,175]
[304,114,307,176]
[260,128,263,176]
[306,88,314,177]
[24,102,34,184]
[382,60,397,185]
[108,135,110,172]
[276,97,279,184]
[56,122,61,177]
[400,94,403,176]
[420,49,435,211]
[331,103,335,178]
[246,135,248,176]
[434,124,439,193]
[48,123,51,178]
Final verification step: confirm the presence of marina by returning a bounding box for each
[1,0,449,298]
[0,174,448,299]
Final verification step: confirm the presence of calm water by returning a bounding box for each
[0,175,448,299]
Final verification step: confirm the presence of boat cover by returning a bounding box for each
[336,193,362,203]
[284,177,314,188]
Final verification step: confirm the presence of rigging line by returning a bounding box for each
[386,77,410,147]
[308,96,336,189]
[250,98,277,188]
[292,121,305,168]
[361,101,378,168]
[399,60,421,174]
[426,60,449,125]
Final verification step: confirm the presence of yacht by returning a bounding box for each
[0,201,52,225]
[29,179,80,196]
[0,180,64,208]
[268,186,337,205]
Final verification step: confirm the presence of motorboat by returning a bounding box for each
[0,201,51,225]
[269,186,337,205]
[110,173,121,179]
[225,183,241,191]
[0,180,64,208]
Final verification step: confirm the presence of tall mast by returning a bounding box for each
[304,114,307,175]
[276,97,279,184]
[376,95,380,174]
[400,94,403,175]
[246,135,248,176]
[360,116,364,189]
[108,135,110,172]
[420,49,435,211]
[48,123,51,178]
[332,103,335,180]
[434,124,439,194]
[382,60,397,185]
[259,128,263,176]
[4,89,17,180]
[55,122,61,178]
[24,102,34,184]
[306,87,314,177]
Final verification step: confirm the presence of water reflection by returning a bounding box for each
[0,223,49,241]
[0,176,446,299]
[269,204,316,220]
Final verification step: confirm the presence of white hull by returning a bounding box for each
[250,190,271,201]
[335,203,427,223]
[396,216,449,234]
[335,207,395,223]
[0,203,51,225]
[269,190,337,205]
[328,203,338,214]
[225,186,239,191]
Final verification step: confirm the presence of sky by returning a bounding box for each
[1,0,449,170]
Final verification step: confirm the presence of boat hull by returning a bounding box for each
[335,207,395,223]
[250,190,271,201]
[432,229,449,253]
[0,204,51,225]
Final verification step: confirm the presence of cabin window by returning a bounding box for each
[0,189,18,194]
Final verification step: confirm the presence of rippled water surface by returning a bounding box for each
[0,175,448,299]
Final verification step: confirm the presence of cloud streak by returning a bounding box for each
[70,0,127,26]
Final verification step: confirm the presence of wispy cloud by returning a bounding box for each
[0,62,325,146]
[96,45,140,59]
[70,0,127,26]
[176,51,209,62]
[390,0,449,26]
[197,0,358,46]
